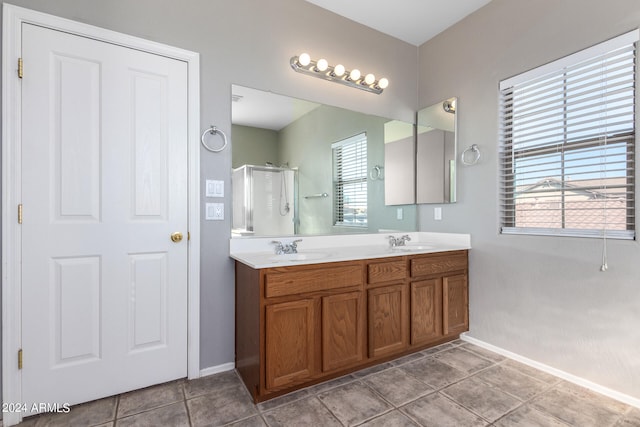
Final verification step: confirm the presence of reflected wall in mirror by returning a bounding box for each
[231,84,417,237]
[384,120,415,205]
[416,97,458,203]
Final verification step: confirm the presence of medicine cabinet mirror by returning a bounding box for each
[416,97,458,203]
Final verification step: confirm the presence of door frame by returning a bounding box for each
[2,5,201,425]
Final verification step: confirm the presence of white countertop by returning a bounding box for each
[229,232,471,269]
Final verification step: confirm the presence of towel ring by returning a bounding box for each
[201,125,228,153]
[369,165,384,180]
[461,144,481,166]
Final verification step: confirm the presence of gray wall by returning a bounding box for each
[417,0,640,399]
[1,0,417,376]
[231,125,279,169]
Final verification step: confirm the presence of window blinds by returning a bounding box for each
[333,133,367,227]
[499,30,638,239]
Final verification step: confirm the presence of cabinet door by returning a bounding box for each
[410,279,442,346]
[368,284,408,358]
[322,292,364,372]
[443,274,468,336]
[265,299,316,389]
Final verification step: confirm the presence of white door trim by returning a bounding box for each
[2,5,201,425]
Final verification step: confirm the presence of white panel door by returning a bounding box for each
[20,23,188,408]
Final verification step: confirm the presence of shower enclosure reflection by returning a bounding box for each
[232,165,298,236]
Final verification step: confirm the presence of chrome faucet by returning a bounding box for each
[388,235,411,247]
[271,239,303,254]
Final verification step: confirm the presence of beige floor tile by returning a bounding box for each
[183,369,241,399]
[262,396,342,427]
[351,362,394,378]
[432,347,494,374]
[501,359,563,385]
[117,380,184,418]
[401,392,488,427]
[616,408,640,426]
[116,402,189,427]
[473,364,550,401]
[460,343,507,363]
[317,381,392,426]
[256,387,314,412]
[18,396,116,427]
[226,415,268,426]
[364,368,434,406]
[400,357,468,389]
[187,382,258,427]
[530,382,630,427]
[494,404,571,427]
[442,376,522,422]
[358,410,421,427]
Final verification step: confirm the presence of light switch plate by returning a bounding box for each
[206,179,224,198]
[434,207,442,221]
[206,203,224,220]
[396,208,403,220]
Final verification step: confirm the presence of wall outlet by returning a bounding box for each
[206,179,224,197]
[206,203,224,220]
[434,207,442,221]
[396,208,403,220]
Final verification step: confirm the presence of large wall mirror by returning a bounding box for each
[416,97,458,203]
[231,84,417,237]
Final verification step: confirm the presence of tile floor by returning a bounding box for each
[15,340,640,426]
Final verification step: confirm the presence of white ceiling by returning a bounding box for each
[232,85,321,131]
[305,0,492,46]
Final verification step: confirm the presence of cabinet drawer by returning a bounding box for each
[265,264,363,298]
[411,252,467,277]
[367,259,407,284]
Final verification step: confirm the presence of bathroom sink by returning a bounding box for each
[391,244,434,252]
[269,252,330,262]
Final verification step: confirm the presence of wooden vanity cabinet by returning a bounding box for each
[410,251,469,342]
[235,250,468,402]
[366,258,408,358]
[410,278,442,346]
[236,260,365,401]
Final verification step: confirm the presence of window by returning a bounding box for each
[333,133,367,227]
[499,30,638,239]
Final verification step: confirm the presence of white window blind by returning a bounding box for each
[499,30,638,239]
[333,133,367,227]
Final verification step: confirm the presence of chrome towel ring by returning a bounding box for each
[369,165,384,180]
[201,125,228,153]
[461,144,481,166]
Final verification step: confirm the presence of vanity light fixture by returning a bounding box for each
[290,53,388,94]
[443,99,456,113]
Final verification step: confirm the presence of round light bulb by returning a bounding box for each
[364,73,376,85]
[349,69,361,81]
[377,78,389,89]
[316,58,328,72]
[333,64,345,77]
[298,53,311,67]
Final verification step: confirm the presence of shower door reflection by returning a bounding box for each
[232,165,298,236]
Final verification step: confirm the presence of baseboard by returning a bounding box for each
[199,362,235,378]
[460,333,640,409]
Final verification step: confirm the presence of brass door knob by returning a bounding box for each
[171,232,183,243]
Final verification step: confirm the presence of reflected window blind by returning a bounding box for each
[499,30,638,239]
[333,133,367,227]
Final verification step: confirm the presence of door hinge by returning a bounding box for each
[18,349,23,370]
[18,57,23,79]
[18,204,23,224]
